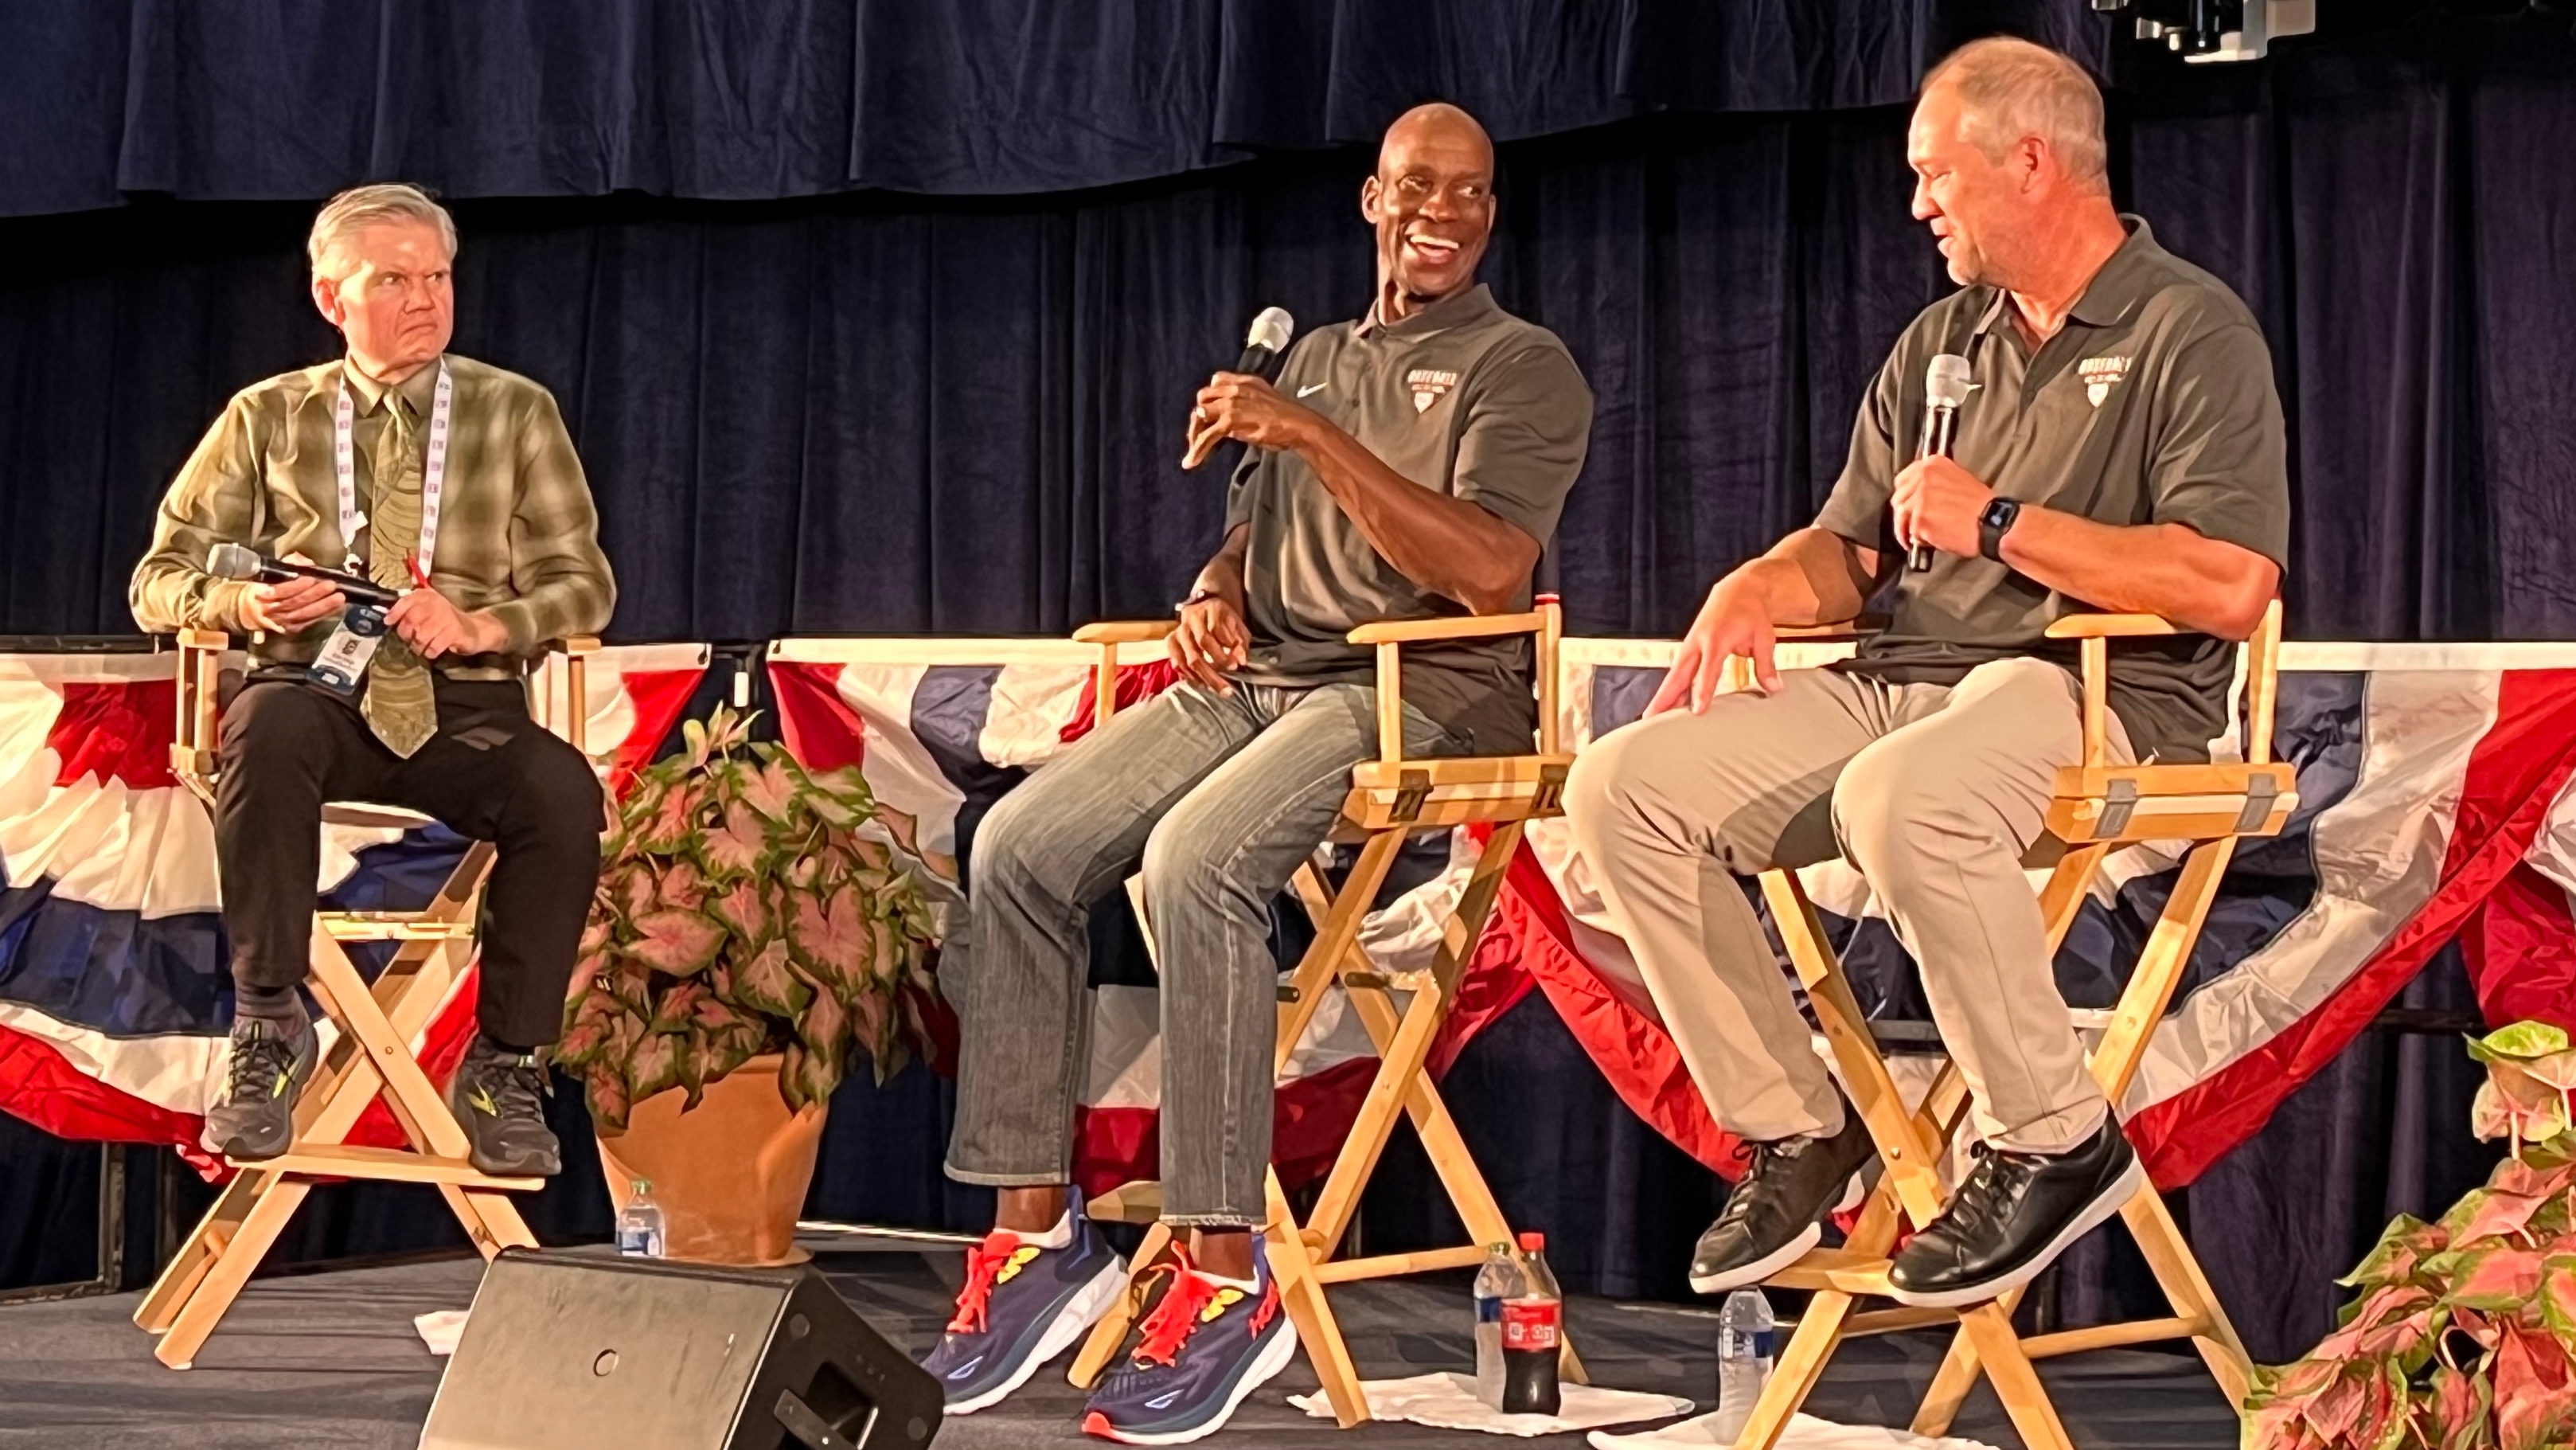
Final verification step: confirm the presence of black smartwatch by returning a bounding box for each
[1977,498,2021,563]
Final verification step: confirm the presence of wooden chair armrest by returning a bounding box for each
[1074,620,1180,646]
[550,635,601,656]
[2044,613,2180,639]
[1344,610,1548,647]
[177,627,232,651]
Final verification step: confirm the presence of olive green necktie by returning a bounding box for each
[359,393,437,758]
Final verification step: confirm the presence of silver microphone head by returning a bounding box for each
[1925,353,1973,409]
[206,542,262,580]
[1245,306,1295,355]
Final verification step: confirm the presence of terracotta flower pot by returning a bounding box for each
[595,1054,827,1266]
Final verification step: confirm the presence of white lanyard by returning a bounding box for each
[334,358,453,580]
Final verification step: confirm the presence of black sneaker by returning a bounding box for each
[1884,1116,2142,1309]
[202,1012,319,1162]
[445,1038,563,1177]
[1688,1108,1875,1295]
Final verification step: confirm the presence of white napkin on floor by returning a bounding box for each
[1590,1408,2004,1450]
[413,1308,469,1357]
[1287,1371,1692,1436]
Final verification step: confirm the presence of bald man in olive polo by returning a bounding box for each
[919,104,1590,1440]
[1565,37,2288,1311]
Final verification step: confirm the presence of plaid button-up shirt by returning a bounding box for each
[131,354,615,678]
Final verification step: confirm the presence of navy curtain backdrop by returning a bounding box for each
[5,0,2574,1362]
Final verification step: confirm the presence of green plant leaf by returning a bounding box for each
[785,878,868,983]
[635,780,701,854]
[708,877,771,948]
[701,799,767,879]
[2473,1022,2573,1064]
[630,1030,682,1102]
[584,1058,632,1135]
[616,862,658,921]
[601,958,656,1016]
[739,758,797,823]
[731,939,812,1019]
[2427,1358,2494,1450]
[2446,1245,2548,1312]
[628,910,725,975]
[2539,1254,2576,1343]
[2344,1214,2447,1290]
[648,980,707,1036]
[2449,1190,2556,1248]
[2492,1323,2576,1450]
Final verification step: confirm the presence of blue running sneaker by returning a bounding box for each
[1079,1241,1294,1445]
[919,1210,1127,1414]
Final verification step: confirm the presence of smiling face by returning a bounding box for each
[1361,105,1496,319]
[310,218,455,379]
[1907,80,2036,290]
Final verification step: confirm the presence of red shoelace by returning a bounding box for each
[946,1230,1022,1335]
[1130,1255,1224,1368]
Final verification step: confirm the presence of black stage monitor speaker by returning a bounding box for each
[420,1249,941,1450]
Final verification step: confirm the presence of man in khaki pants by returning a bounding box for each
[1563,37,2288,1311]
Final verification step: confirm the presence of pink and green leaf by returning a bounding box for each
[628,909,725,975]
[701,799,768,879]
[708,877,771,947]
[2446,1246,2548,1312]
[731,939,813,1019]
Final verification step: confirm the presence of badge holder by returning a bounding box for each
[310,545,391,696]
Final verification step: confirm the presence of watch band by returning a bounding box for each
[1978,498,2021,564]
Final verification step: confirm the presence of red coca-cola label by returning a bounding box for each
[1501,1298,1560,1351]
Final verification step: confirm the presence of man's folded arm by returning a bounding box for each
[131,394,263,636]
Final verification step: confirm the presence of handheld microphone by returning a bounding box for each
[206,542,401,609]
[1183,307,1298,467]
[1906,353,1973,572]
[1233,306,1295,383]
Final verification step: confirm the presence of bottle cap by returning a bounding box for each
[631,1178,653,1195]
[1517,1230,1544,1253]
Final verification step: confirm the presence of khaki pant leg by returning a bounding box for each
[1562,668,1889,1143]
[1830,658,2133,1154]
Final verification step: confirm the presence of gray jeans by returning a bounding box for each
[944,680,1455,1226]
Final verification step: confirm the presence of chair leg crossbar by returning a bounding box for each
[1731,836,2254,1450]
[132,844,541,1370]
[1070,822,1583,1427]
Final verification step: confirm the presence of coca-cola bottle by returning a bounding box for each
[1499,1230,1563,1416]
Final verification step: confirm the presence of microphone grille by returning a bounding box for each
[1925,353,1974,408]
[206,542,261,580]
[1246,306,1295,354]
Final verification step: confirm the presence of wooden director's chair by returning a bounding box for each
[1720,603,2292,1450]
[1058,601,1582,1428]
[133,628,598,1370]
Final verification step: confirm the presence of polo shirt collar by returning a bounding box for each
[1358,283,1499,341]
[342,356,441,418]
[1969,213,2161,340]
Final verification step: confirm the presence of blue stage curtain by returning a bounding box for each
[0,1,2110,217]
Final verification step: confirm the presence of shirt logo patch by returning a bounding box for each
[1406,368,1458,415]
[2078,354,2132,408]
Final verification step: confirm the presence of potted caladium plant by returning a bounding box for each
[554,705,940,1264]
[2242,1020,2576,1450]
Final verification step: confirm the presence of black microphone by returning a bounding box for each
[1907,353,1973,572]
[1233,305,1295,382]
[206,542,401,609]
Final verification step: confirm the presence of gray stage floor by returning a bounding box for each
[0,1232,2239,1448]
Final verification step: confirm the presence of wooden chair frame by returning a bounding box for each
[1723,603,2292,1450]
[1058,601,1581,1427]
[134,628,597,1370]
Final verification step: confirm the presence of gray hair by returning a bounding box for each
[307,183,458,281]
[1923,38,2109,194]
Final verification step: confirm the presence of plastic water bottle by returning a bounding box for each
[1473,1243,1520,1410]
[1714,1288,1777,1439]
[1499,1231,1563,1417]
[616,1178,665,1258]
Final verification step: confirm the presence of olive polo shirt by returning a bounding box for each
[1814,217,2290,761]
[1224,284,1593,755]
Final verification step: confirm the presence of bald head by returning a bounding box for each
[1364,103,1497,319]
[1380,103,1493,174]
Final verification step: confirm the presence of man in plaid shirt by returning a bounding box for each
[132,183,615,1178]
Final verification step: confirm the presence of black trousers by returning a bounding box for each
[213,674,606,1048]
